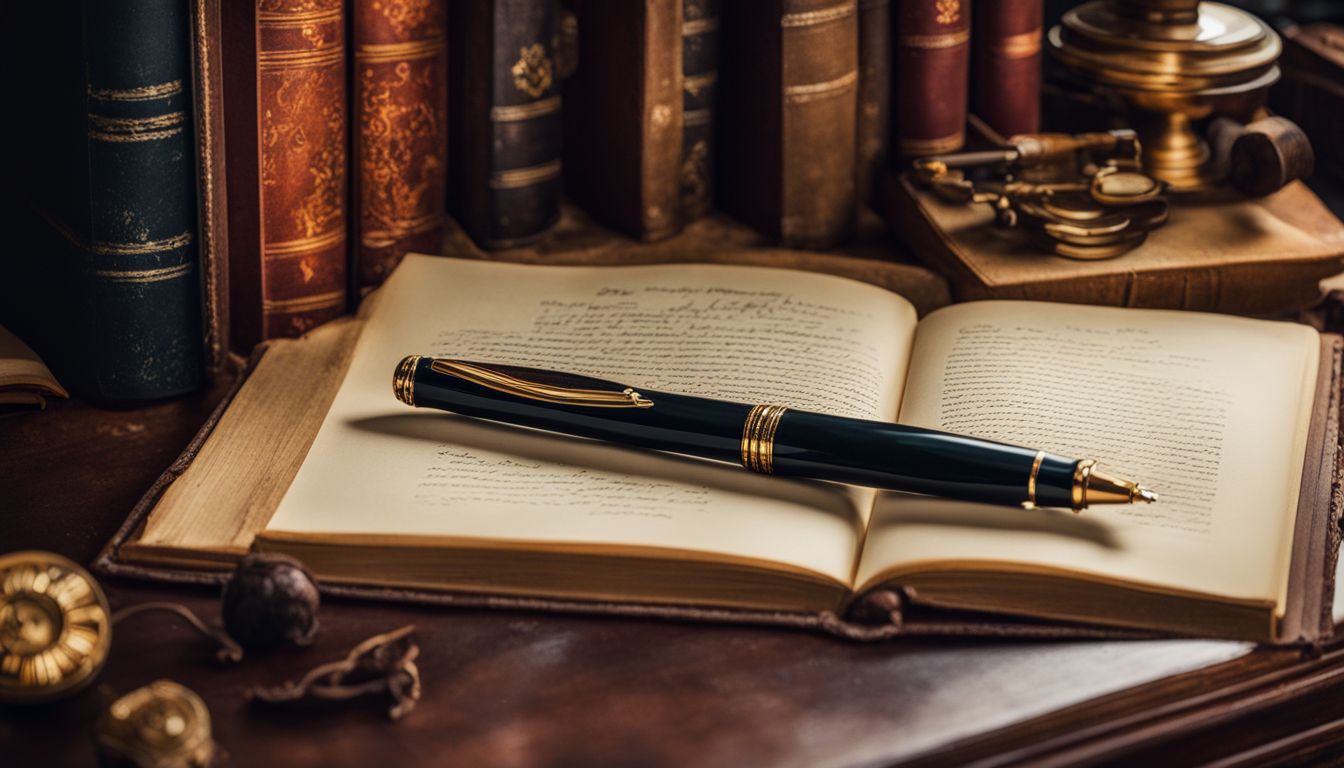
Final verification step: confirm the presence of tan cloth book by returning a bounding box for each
[0,325,68,408]
[121,256,1340,643]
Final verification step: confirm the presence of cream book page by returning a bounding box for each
[267,255,918,586]
[857,301,1319,607]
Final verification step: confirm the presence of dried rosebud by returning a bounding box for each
[221,553,319,651]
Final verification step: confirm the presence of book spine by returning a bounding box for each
[718,0,858,248]
[189,0,232,373]
[352,0,448,292]
[74,0,204,400]
[779,0,858,247]
[563,0,683,241]
[681,0,720,221]
[254,0,348,341]
[450,0,561,249]
[893,0,970,158]
[856,0,891,207]
[971,0,1041,138]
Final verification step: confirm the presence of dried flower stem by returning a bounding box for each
[111,601,244,663]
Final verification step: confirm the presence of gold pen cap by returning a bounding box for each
[1072,459,1158,511]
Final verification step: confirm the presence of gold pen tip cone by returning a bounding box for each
[1136,487,1158,504]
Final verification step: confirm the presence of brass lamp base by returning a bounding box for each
[1049,0,1281,191]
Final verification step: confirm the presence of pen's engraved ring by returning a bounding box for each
[1026,449,1046,507]
[742,404,788,474]
[394,355,421,406]
[1072,458,1096,512]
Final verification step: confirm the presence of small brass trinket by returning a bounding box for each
[97,679,216,768]
[0,550,112,703]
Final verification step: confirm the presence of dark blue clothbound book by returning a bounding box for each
[6,0,203,401]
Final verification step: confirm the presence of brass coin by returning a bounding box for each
[1045,231,1148,260]
[1040,193,1109,222]
[1091,168,1163,205]
[0,551,112,703]
[1120,200,1170,231]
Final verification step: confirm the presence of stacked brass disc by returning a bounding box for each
[1048,0,1281,190]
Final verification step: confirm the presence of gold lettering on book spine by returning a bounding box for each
[511,44,553,98]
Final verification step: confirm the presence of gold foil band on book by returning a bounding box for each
[781,1,856,28]
[394,356,421,406]
[992,29,1042,59]
[88,80,183,102]
[682,16,719,35]
[741,405,788,474]
[683,108,712,128]
[784,70,858,105]
[89,231,194,257]
[1026,450,1046,508]
[490,160,562,190]
[258,47,345,70]
[684,72,718,98]
[88,111,186,143]
[92,262,195,284]
[258,8,342,25]
[899,132,965,155]
[262,289,347,313]
[491,96,561,122]
[356,39,448,64]
[265,228,347,258]
[360,212,445,247]
[898,30,971,50]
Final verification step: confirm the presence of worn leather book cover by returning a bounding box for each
[880,171,1344,315]
[893,0,970,158]
[2,0,204,401]
[857,0,891,207]
[352,0,448,291]
[681,0,720,222]
[1273,24,1344,182]
[448,0,561,249]
[221,0,349,352]
[718,0,858,248]
[971,0,1041,138]
[563,0,684,241]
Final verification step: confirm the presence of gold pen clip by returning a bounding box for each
[429,359,654,408]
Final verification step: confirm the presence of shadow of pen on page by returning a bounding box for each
[347,412,866,530]
[868,494,1122,549]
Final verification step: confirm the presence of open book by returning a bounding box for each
[127,256,1339,642]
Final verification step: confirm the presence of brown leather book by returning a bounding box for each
[352,0,448,292]
[718,0,859,249]
[857,0,891,207]
[221,0,349,352]
[682,0,720,221]
[448,0,561,249]
[971,0,1041,138]
[880,171,1344,315]
[893,0,970,159]
[1273,24,1344,182]
[563,0,684,241]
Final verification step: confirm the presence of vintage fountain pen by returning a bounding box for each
[392,356,1158,511]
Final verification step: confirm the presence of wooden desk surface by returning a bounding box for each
[4,386,1344,767]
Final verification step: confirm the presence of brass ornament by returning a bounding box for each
[1048,0,1282,191]
[510,43,553,99]
[0,550,112,703]
[97,679,216,768]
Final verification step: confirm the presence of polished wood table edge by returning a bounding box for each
[914,639,1344,766]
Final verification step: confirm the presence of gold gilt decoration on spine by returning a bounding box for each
[935,0,960,24]
[491,96,561,122]
[40,210,194,257]
[993,30,1042,59]
[88,112,185,142]
[784,70,859,104]
[88,80,183,102]
[490,160,562,190]
[264,228,347,258]
[684,72,718,98]
[357,39,447,64]
[780,1,856,28]
[262,289,347,312]
[898,30,971,49]
[511,44,554,98]
[683,16,719,35]
[683,109,712,127]
[899,133,964,155]
[92,263,196,284]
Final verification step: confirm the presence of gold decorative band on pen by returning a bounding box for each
[1026,449,1046,508]
[1071,458,1096,512]
[741,405,788,474]
[394,356,421,406]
